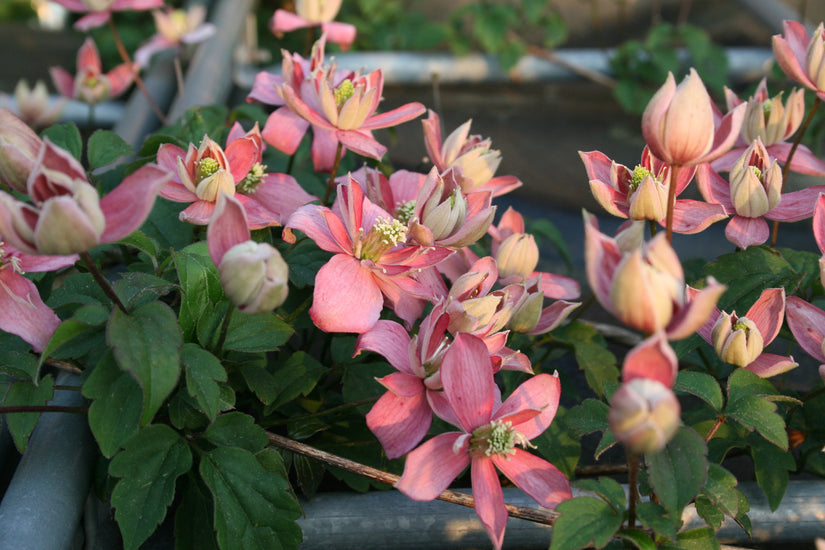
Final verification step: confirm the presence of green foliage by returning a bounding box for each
[647,427,708,519]
[550,496,624,550]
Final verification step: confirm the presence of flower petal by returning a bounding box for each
[366,389,431,459]
[441,333,496,432]
[355,320,414,375]
[310,254,382,333]
[746,288,785,345]
[471,457,507,550]
[100,164,172,243]
[493,449,572,509]
[785,296,825,362]
[495,372,560,440]
[0,269,61,352]
[395,432,469,500]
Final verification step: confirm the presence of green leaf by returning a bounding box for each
[674,370,724,411]
[549,496,623,550]
[199,446,303,550]
[284,239,332,288]
[223,312,293,353]
[3,375,54,452]
[647,427,708,518]
[41,122,82,161]
[635,501,677,540]
[563,398,610,436]
[48,272,110,309]
[552,321,618,398]
[113,272,176,309]
[695,495,724,529]
[726,367,778,401]
[107,301,183,425]
[778,248,822,293]
[204,412,268,454]
[38,304,108,370]
[0,351,38,381]
[267,351,328,411]
[660,527,720,550]
[173,242,225,340]
[181,343,227,421]
[109,425,192,550]
[573,477,626,513]
[174,477,220,550]
[726,395,787,449]
[750,433,795,511]
[82,351,144,457]
[616,528,656,550]
[534,407,580,478]
[236,358,280,406]
[116,231,160,268]
[292,453,325,499]
[87,129,133,170]
[703,247,800,312]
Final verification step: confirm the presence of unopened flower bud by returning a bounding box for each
[421,187,467,242]
[0,108,41,193]
[609,378,681,454]
[742,87,804,146]
[805,25,825,91]
[711,312,764,367]
[34,180,106,254]
[219,241,289,314]
[507,290,544,333]
[495,233,539,280]
[729,139,782,217]
[627,173,668,221]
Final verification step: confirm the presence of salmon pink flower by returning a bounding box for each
[157,123,316,228]
[0,108,42,193]
[395,333,572,550]
[693,287,797,377]
[134,6,216,67]
[773,21,825,101]
[642,68,744,167]
[0,240,75,352]
[51,0,164,31]
[786,296,825,380]
[271,0,356,50]
[0,139,171,255]
[697,140,825,249]
[815,194,825,287]
[285,179,452,333]
[50,38,136,105]
[580,147,726,233]
[423,110,522,196]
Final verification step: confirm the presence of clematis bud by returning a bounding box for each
[740,84,805,146]
[805,24,825,91]
[609,378,681,454]
[711,312,764,367]
[626,169,668,221]
[219,241,289,314]
[295,0,343,22]
[495,233,539,280]
[728,138,782,218]
[0,108,42,193]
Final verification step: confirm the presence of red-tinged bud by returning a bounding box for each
[728,139,782,218]
[495,233,539,280]
[609,378,681,454]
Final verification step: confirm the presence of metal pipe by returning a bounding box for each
[734,0,813,33]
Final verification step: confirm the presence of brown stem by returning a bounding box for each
[80,251,127,313]
[108,18,169,125]
[173,56,185,99]
[627,452,639,528]
[704,416,725,442]
[0,405,87,414]
[266,432,560,525]
[665,164,680,243]
[574,463,629,476]
[322,142,345,206]
[265,396,379,426]
[44,358,83,374]
[771,95,821,247]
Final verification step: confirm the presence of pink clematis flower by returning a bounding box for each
[422,110,522,196]
[157,123,316,228]
[584,213,726,338]
[52,0,164,31]
[134,6,216,67]
[50,38,136,105]
[0,138,171,256]
[276,41,426,170]
[0,241,76,352]
[642,68,744,167]
[395,332,572,550]
[580,147,726,234]
[785,296,825,381]
[814,194,825,287]
[0,107,42,193]
[696,139,825,249]
[285,179,452,333]
[693,287,796,377]
[271,0,356,50]
[1,80,65,130]
[712,78,825,175]
[773,21,825,102]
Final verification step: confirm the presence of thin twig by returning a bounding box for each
[627,452,639,528]
[526,46,617,89]
[44,358,83,374]
[266,432,560,525]
[574,463,629,476]
[705,416,725,443]
[80,251,127,313]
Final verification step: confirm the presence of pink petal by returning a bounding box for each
[0,270,61,353]
[310,254,383,333]
[815,194,825,254]
[746,288,785,346]
[281,84,336,130]
[588,179,630,218]
[583,213,622,310]
[768,185,825,222]
[670,199,728,234]
[375,371,425,398]
[337,129,387,161]
[270,9,312,33]
[697,103,746,165]
[492,449,572,509]
[441,333,496,432]
[772,23,817,91]
[179,199,216,225]
[320,21,357,50]
[247,71,286,106]
[529,300,580,335]
[495,373,560,440]
[539,272,580,300]
[785,296,825,362]
[622,332,678,388]
[311,127,342,173]
[206,193,249,266]
[74,11,112,31]
[422,110,444,168]
[235,194,283,229]
[355,320,414,375]
[769,143,825,176]
[49,67,75,98]
[695,163,733,210]
[77,38,102,74]
[725,215,769,249]
[262,107,310,155]
[366,389,431,459]
[105,63,136,99]
[100,164,171,243]
[471,457,507,550]
[666,278,727,341]
[286,204,349,254]
[16,251,77,273]
[746,353,798,378]
[224,137,259,183]
[159,180,197,202]
[480,175,522,197]
[395,432,469,500]
[361,102,426,131]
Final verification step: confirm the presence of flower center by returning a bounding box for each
[732,319,751,334]
[356,217,407,261]
[334,79,355,110]
[197,157,220,181]
[749,165,763,179]
[469,419,532,458]
[630,165,654,191]
[0,242,23,274]
[396,200,416,224]
[236,163,267,194]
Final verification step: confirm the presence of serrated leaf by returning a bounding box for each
[3,375,54,452]
[674,370,724,411]
[695,495,724,529]
[41,122,82,161]
[635,501,677,540]
[107,301,183,425]
[87,129,133,169]
[553,321,618,398]
[174,477,220,550]
[660,527,720,550]
[38,304,108,370]
[563,398,610,436]
[204,412,268,453]
[549,496,623,550]
[173,243,224,340]
[726,395,788,449]
[267,352,327,411]
[647,427,708,518]
[222,312,293,353]
[236,359,280,406]
[116,231,160,268]
[0,351,38,381]
[616,528,656,550]
[749,433,795,511]
[573,477,626,513]
[534,408,580,478]
[47,271,109,309]
[113,272,176,309]
[109,425,192,550]
[727,367,778,402]
[181,343,227,421]
[200,446,303,550]
[82,351,143,457]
